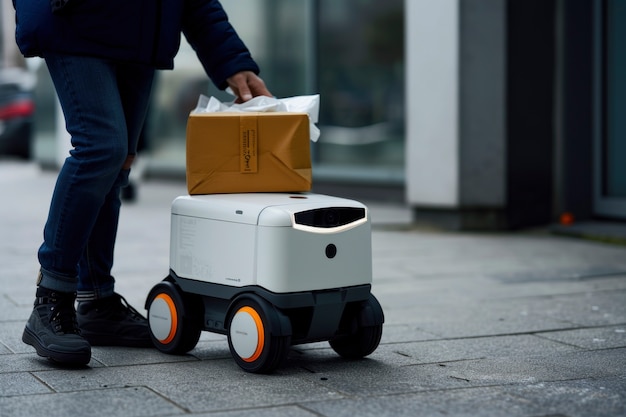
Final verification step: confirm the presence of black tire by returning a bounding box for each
[329,294,384,359]
[329,324,383,359]
[227,298,290,373]
[146,281,202,354]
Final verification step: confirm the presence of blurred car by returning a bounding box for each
[0,68,35,159]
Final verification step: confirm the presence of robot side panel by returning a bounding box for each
[170,214,257,286]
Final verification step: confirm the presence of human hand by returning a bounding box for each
[226,71,272,103]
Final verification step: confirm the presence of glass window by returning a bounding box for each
[315,0,405,184]
[603,0,626,197]
[593,0,626,219]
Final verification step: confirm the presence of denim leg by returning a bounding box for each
[77,61,155,300]
[38,54,154,296]
[76,170,127,300]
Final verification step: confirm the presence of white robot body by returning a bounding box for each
[169,193,372,293]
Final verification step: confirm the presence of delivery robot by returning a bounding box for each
[145,192,384,373]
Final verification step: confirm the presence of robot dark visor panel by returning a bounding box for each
[294,207,365,228]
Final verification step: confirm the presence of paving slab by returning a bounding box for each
[0,373,52,396]
[0,387,184,417]
[537,325,626,349]
[30,360,346,413]
[191,405,322,417]
[302,376,626,417]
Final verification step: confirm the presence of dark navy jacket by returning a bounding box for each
[13,0,259,89]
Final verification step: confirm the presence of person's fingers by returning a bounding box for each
[237,82,253,102]
[248,76,271,98]
[227,72,250,102]
[227,71,272,102]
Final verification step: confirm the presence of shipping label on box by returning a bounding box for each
[186,112,312,195]
[239,116,258,174]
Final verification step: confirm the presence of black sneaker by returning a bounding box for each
[76,293,152,347]
[22,287,92,366]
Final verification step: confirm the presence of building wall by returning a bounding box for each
[406,0,509,229]
[405,0,460,208]
[458,0,506,208]
[406,0,559,230]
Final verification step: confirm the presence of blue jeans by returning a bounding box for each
[38,53,155,300]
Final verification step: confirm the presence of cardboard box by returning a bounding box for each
[186,112,312,195]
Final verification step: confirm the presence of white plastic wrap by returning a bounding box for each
[192,93,321,142]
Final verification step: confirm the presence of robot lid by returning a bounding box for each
[171,193,368,230]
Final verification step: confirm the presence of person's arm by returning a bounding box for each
[182,0,270,101]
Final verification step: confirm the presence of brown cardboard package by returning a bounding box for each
[186,112,312,195]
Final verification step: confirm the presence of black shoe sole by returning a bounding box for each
[22,327,91,366]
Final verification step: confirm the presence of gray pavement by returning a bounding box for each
[1,160,625,417]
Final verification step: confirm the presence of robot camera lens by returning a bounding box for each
[324,209,339,226]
